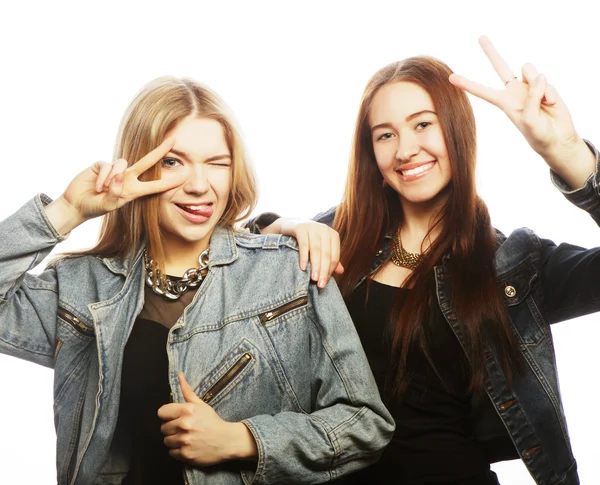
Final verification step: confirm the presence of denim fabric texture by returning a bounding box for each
[309,141,600,485]
[0,197,395,485]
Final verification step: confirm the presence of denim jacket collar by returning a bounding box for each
[99,225,240,277]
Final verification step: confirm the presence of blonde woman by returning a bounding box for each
[0,77,393,485]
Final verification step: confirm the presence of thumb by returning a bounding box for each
[178,372,201,403]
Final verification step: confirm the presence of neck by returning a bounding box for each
[162,238,210,277]
[399,191,449,253]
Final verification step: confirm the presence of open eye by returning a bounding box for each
[376,132,394,141]
[416,121,432,130]
[161,157,182,168]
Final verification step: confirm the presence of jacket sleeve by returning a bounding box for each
[241,278,394,484]
[313,206,337,228]
[0,194,64,367]
[541,140,600,323]
[245,207,338,235]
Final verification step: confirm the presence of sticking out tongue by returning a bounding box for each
[178,204,213,217]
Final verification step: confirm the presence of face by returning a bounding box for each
[158,116,232,254]
[369,82,452,208]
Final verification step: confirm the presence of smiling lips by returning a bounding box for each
[175,203,214,223]
[396,161,436,182]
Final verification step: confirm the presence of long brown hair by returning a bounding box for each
[79,76,257,272]
[335,57,520,397]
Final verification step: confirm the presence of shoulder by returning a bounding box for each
[48,252,132,301]
[234,230,299,252]
[494,227,544,275]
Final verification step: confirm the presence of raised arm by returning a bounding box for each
[0,138,186,366]
[449,36,595,189]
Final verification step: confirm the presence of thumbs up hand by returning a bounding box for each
[158,372,258,466]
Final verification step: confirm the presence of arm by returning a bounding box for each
[246,207,343,287]
[0,195,64,367]
[450,36,595,189]
[0,138,185,366]
[241,278,394,484]
[541,141,600,323]
[450,37,600,323]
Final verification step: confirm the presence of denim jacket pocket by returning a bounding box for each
[195,339,257,408]
[257,296,308,326]
[500,261,549,345]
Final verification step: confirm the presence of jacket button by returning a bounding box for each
[505,285,516,298]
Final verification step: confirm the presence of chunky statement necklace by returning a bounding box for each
[390,229,424,271]
[144,248,209,300]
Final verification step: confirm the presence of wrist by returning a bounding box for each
[44,195,88,235]
[225,422,258,461]
[544,138,596,190]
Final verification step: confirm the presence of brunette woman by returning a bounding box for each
[0,76,394,484]
[254,38,597,485]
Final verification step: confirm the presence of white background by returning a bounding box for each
[0,1,598,483]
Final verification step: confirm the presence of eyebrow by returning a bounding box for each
[168,149,231,163]
[371,110,437,132]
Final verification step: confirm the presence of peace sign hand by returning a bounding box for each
[449,36,595,188]
[46,137,186,235]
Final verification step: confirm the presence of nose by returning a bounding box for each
[395,130,420,162]
[182,164,210,195]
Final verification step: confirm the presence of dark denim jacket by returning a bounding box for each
[308,142,600,485]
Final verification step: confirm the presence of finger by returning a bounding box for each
[134,174,187,198]
[160,420,180,436]
[295,231,309,272]
[106,173,124,204]
[164,434,184,449]
[104,158,128,188]
[130,136,176,177]
[479,36,516,85]
[169,448,184,461]
[449,73,502,107]
[523,74,547,124]
[521,63,538,86]
[328,231,341,279]
[317,233,332,288]
[542,83,559,106]
[92,162,112,192]
[334,261,345,275]
[157,403,184,421]
[179,372,201,404]
[307,231,322,283]
[522,62,557,106]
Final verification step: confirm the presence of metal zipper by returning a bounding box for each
[202,353,253,403]
[258,296,308,324]
[57,307,95,337]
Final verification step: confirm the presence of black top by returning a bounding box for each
[342,280,499,485]
[119,284,199,485]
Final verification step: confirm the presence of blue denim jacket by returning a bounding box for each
[0,196,394,485]
[312,143,600,485]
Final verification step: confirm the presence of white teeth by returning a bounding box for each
[400,162,434,176]
[181,205,209,210]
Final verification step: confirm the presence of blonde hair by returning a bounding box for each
[83,76,257,269]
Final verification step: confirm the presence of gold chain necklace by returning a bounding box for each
[390,229,424,271]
